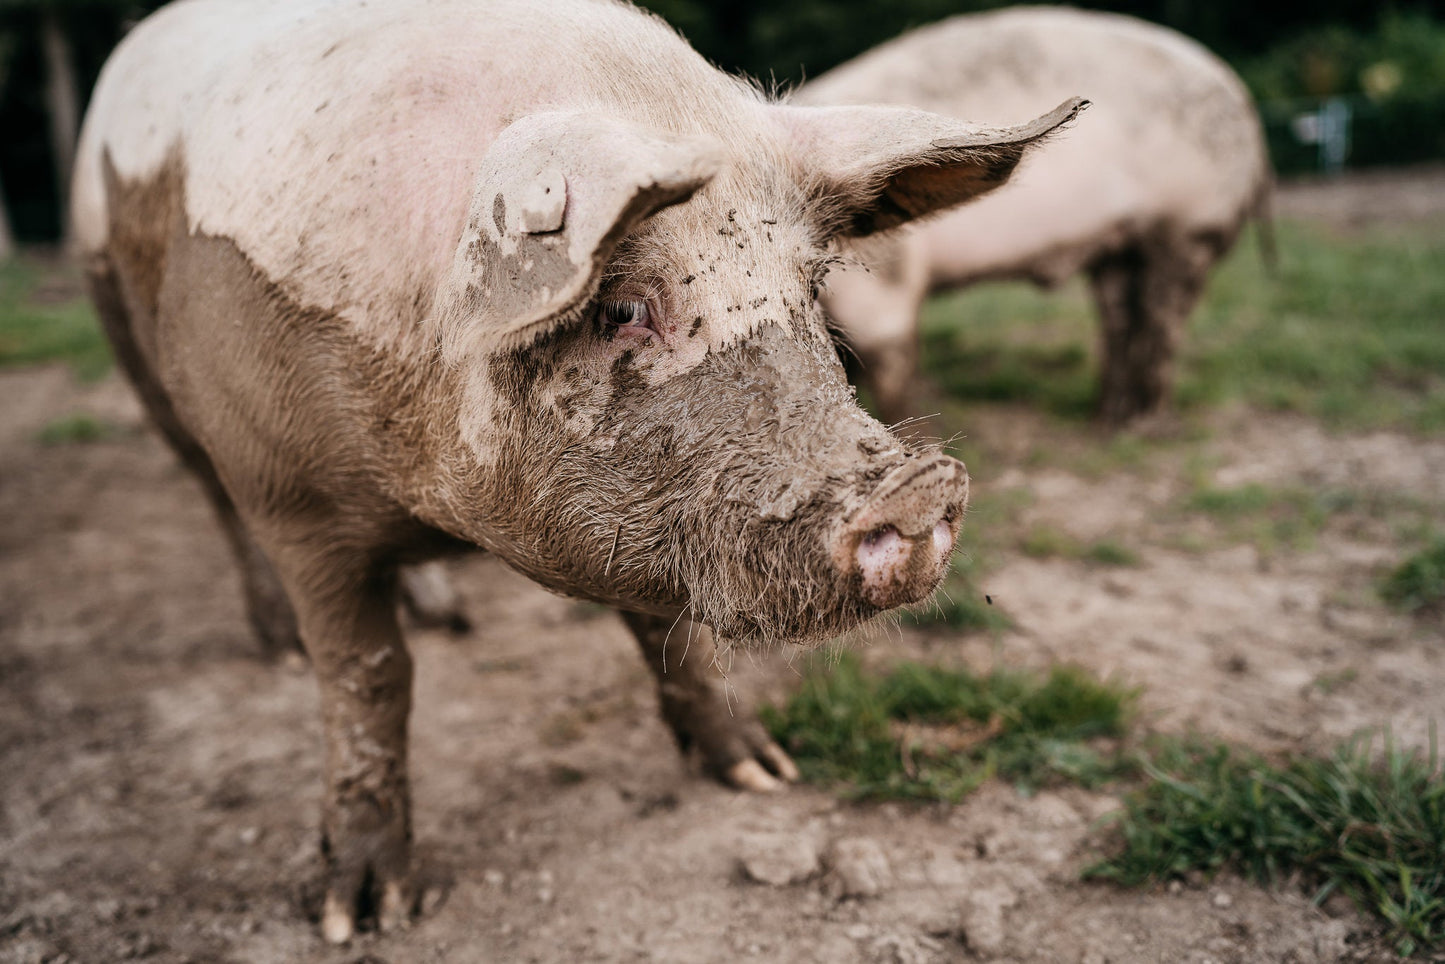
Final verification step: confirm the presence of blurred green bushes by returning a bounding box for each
[1242,13,1445,172]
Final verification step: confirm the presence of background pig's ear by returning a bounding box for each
[437,112,723,352]
[787,97,1087,238]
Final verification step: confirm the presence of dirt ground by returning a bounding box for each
[3,170,1443,964]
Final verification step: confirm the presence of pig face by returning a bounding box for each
[434,101,1085,645]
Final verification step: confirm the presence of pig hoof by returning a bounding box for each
[320,893,356,944]
[319,875,413,943]
[761,742,802,783]
[727,758,784,792]
[723,741,800,793]
[377,879,412,934]
[679,709,799,793]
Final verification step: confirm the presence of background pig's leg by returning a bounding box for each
[619,611,799,793]
[1089,248,1146,424]
[1089,238,1213,425]
[853,335,922,430]
[397,561,471,633]
[228,527,302,656]
[260,541,415,943]
[84,260,302,657]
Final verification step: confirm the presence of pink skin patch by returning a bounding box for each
[856,525,908,596]
[932,520,954,558]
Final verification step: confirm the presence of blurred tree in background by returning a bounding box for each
[0,0,148,242]
[641,0,1443,84]
[1,0,1443,244]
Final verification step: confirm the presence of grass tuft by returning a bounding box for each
[1087,731,1445,957]
[1084,540,1141,567]
[0,258,110,381]
[1017,525,1142,567]
[35,413,118,445]
[1379,537,1445,614]
[761,653,1138,802]
[1183,483,1356,552]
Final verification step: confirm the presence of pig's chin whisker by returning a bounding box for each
[886,413,933,434]
[659,607,688,673]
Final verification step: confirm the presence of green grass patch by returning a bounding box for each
[35,413,118,445]
[919,280,1097,419]
[916,223,1445,433]
[1184,223,1445,432]
[1083,540,1141,567]
[1019,523,1075,559]
[1183,482,1357,552]
[1379,537,1445,614]
[761,653,1138,802]
[0,258,110,381]
[1087,731,1445,957]
[1018,525,1141,567]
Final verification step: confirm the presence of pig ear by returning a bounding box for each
[437,112,723,351]
[787,97,1088,238]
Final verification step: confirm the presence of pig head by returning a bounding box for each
[421,102,1084,644]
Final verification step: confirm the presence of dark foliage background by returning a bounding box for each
[3,0,1444,242]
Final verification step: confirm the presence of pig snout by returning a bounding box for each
[833,454,968,609]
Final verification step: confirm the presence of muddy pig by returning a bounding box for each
[71,0,1082,942]
[797,7,1271,425]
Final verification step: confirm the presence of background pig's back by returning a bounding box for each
[797,6,1268,286]
[71,0,755,335]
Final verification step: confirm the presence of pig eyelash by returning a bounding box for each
[600,299,658,338]
[804,254,842,301]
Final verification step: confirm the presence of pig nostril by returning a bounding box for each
[932,520,954,557]
[862,525,897,548]
[854,525,907,591]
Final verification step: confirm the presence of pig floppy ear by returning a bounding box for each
[437,112,724,352]
[787,97,1088,238]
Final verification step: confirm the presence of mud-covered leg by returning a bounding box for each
[261,543,415,943]
[1090,241,1213,425]
[620,611,799,792]
[854,337,921,430]
[1090,248,1151,424]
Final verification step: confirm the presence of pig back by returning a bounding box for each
[70,0,756,346]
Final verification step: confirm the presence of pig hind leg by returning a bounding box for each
[1088,237,1213,425]
[854,337,921,430]
[84,259,302,657]
[620,611,799,792]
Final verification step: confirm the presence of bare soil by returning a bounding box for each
[4,168,1444,964]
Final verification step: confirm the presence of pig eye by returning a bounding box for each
[601,299,655,336]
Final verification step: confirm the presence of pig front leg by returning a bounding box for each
[620,611,799,792]
[261,536,416,943]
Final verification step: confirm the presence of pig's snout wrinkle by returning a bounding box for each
[833,455,969,609]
